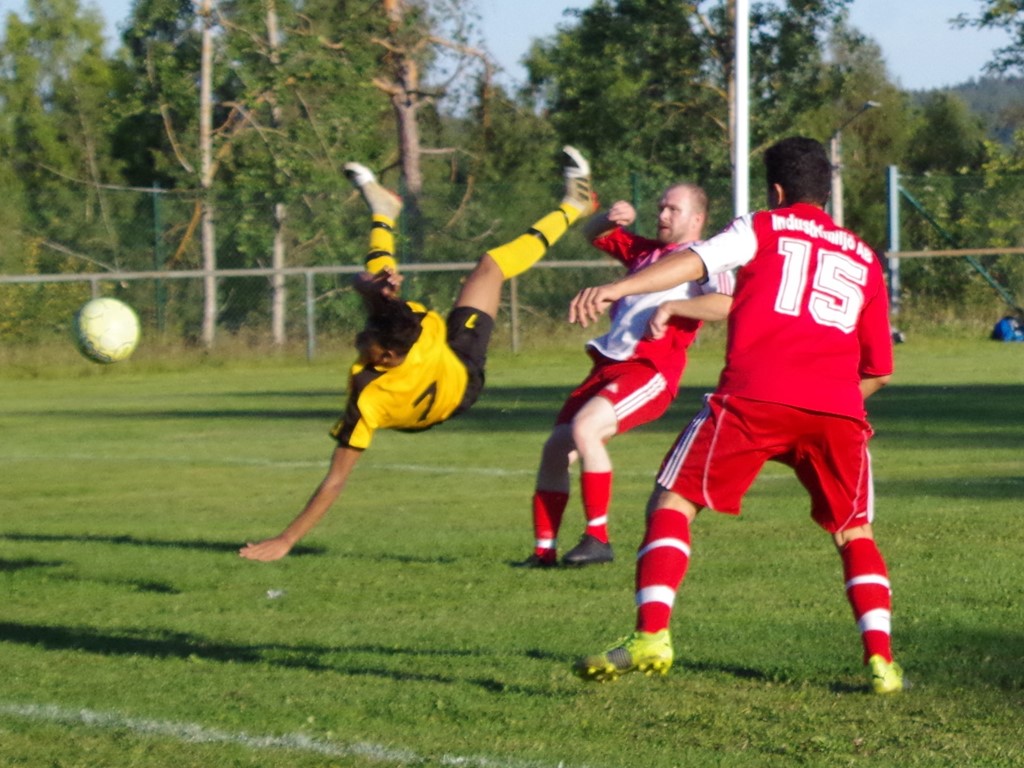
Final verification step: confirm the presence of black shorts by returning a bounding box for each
[446,306,494,416]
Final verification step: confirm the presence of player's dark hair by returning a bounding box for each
[764,137,831,206]
[358,299,423,356]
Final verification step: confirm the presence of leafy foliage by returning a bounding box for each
[522,1,856,191]
[955,2,1024,76]
[0,0,129,271]
[944,75,1024,145]
[2,0,1024,340]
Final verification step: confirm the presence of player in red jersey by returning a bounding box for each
[519,185,734,568]
[239,147,596,563]
[568,136,903,694]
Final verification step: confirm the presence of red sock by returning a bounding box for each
[580,471,612,543]
[531,490,568,561]
[635,508,691,633]
[841,537,894,663]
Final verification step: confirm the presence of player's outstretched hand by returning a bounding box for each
[239,536,292,562]
[568,283,619,328]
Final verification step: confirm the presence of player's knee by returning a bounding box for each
[570,418,596,447]
[541,437,570,462]
[833,523,873,549]
[646,488,699,520]
[571,407,616,446]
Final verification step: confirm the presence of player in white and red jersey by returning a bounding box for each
[519,185,733,568]
[568,137,903,694]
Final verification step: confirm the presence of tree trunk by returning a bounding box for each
[379,0,425,258]
[392,60,425,259]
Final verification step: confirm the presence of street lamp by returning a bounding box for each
[829,100,881,227]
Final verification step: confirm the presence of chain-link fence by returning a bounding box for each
[890,170,1024,325]
[0,261,629,360]
[1,173,739,355]
[3,169,1023,357]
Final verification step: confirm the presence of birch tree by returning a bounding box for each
[0,0,125,270]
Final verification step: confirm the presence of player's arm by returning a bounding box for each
[239,444,363,562]
[860,374,891,400]
[857,278,895,402]
[646,292,733,340]
[582,200,636,242]
[353,269,403,313]
[569,248,708,328]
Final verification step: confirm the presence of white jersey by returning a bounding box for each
[588,238,733,362]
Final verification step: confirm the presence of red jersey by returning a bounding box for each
[692,203,893,420]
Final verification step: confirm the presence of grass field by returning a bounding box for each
[2,332,1023,767]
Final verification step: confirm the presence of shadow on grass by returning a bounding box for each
[0,557,65,573]
[2,533,457,567]
[0,621,556,697]
[0,532,325,557]
[902,625,1024,692]
[24,385,573,433]
[878,475,1024,501]
[527,646,782,684]
[3,533,460,566]
[26,384,1024,445]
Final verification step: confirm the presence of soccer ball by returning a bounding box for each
[73,297,141,364]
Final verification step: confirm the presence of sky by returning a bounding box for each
[476,0,1013,91]
[0,0,1015,92]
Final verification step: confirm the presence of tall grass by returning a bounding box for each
[1,333,1022,767]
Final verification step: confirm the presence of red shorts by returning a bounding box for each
[555,355,675,435]
[657,394,875,533]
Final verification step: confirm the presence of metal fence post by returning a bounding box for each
[305,271,316,362]
[152,183,167,332]
[509,276,520,354]
[886,165,901,316]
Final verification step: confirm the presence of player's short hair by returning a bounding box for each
[764,137,831,206]
[358,299,423,356]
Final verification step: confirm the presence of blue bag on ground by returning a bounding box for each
[990,315,1024,342]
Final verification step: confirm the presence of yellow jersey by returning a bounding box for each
[330,303,470,450]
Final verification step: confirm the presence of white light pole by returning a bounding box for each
[734,0,750,217]
[829,100,881,227]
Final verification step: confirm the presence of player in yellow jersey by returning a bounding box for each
[239,147,596,562]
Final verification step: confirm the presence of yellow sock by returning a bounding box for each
[488,204,580,279]
[365,213,398,273]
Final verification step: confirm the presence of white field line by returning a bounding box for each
[0,451,801,481]
[0,701,581,768]
[0,451,536,475]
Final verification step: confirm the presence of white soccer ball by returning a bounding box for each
[73,297,141,364]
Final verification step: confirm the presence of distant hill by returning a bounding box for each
[913,76,1024,144]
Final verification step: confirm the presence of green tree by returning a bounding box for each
[956,3,1024,75]
[905,93,987,175]
[522,0,727,194]
[0,0,127,272]
[114,0,394,340]
[521,0,855,219]
[808,15,910,246]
